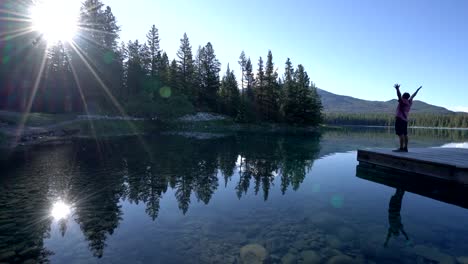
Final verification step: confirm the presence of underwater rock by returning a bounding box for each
[281,253,297,264]
[288,247,299,255]
[292,240,307,250]
[336,227,355,241]
[326,255,356,264]
[300,250,321,264]
[457,256,468,264]
[321,248,342,259]
[265,238,286,253]
[411,245,455,264]
[240,244,268,264]
[326,235,343,249]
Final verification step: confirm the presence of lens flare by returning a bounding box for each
[30,0,79,43]
[51,200,71,220]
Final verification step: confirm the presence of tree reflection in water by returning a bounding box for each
[0,133,321,262]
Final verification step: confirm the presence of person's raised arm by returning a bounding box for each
[394,84,402,101]
[410,86,422,101]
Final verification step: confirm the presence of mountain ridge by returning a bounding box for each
[317,89,453,114]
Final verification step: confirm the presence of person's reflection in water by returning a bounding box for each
[384,188,410,247]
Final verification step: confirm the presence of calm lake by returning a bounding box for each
[1,128,467,264]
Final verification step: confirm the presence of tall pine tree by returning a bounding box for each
[74,0,121,113]
[176,33,195,101]
[198,42,221,110]
[255,51,280,122]
[146,25,161,79]
[219,64,240,116]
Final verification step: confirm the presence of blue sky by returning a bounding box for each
[103,0,468,111]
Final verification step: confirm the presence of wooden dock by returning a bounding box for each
[356,164,468,209]
[357,148,468,184]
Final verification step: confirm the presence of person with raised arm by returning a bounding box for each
[393,84,422,152]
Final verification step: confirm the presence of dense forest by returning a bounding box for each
[0,0,323,125]
[325,113,468,128]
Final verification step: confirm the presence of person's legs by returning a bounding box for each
[403,120,408,151]
[394,118,405,151]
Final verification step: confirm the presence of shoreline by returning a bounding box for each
[2,110,467,152]
[0,119,321,151]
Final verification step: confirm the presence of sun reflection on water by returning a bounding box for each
[51,200,71,220]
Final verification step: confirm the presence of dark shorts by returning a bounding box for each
[395,117,408,136]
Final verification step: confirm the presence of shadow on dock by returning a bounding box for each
[356,164,468,209]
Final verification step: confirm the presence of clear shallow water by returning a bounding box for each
[0,128,467,264]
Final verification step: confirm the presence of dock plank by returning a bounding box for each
[357,148,468,184]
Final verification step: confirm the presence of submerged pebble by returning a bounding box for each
[457,256,468,264]
[281,253,297,264]
[240,244,268,264]
[326,255,356,264]
[300,250,321,264]
[411,245,456,264]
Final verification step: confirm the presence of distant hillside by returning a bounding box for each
[317,89,452,114]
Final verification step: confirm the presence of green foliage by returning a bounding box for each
[0,2,323,127]
[146,25,161,78]
[255,50,281,122]
[219,65,240,117]
[325,112,468,128]
[176,33,195,99]
[194,42,221,110]
[280,60,323,125]
[125,88,194,120]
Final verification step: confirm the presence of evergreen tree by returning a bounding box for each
[125,40,147,98]
[168,59,179,92]
[118,41,128,101]
[74,0,121,113]
[309,81,323,125]
[238,51,247,97]
[245,58,255,101]
[255,56,265,115]
[158,52,170,86]
[146,25,161,78]
[41,43,75,113]
[194,46,205,107]
[255,51,280,121]
[282,58,299,123]
[198,42,221,110]
[176,33,195,100]
[283,64,322,125]
[219,64,240,116]
[102,6,120,50]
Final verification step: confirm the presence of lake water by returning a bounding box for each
[1,128,467,264]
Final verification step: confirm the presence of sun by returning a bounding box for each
[51,200,71,220]
[30,0,79,44]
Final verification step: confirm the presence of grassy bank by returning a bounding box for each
[0,110,323,150]
[77,120,156,137]
[0,110,76,127]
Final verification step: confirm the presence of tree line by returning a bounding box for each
[325,112,468,128]
[0,0,323,126]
